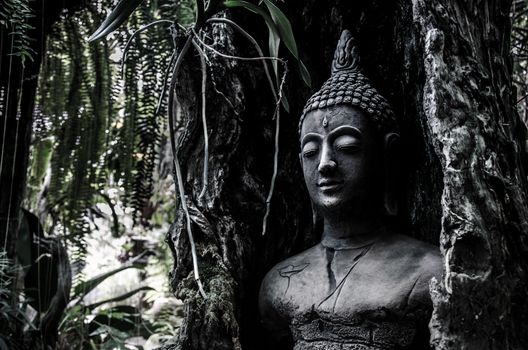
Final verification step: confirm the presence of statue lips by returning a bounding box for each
[317,179,343,192]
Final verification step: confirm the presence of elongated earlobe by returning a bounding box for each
[384,133,400,216]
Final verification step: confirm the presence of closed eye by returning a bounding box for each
[334,134,361,153]
[302,140,319,158]
[302,148,319,158]
[336,143,361,153]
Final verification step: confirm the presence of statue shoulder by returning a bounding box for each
[387,233,441,265]
[259,244,325,334]
[261,243,324,290]
[401,234,442,278]
[388,234,443,307]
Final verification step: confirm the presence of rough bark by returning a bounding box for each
[413,0,528,348]
[167,21,314,350]
[167,1,528,349]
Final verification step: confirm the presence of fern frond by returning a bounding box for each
[0,0,35,64]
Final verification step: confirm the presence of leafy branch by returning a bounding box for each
[0,0,35,65]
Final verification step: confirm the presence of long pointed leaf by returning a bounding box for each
[268,23,280,84]
[261,0,297,58]
[281,94,290,113]
[88,0,144,42]
[299,60,312,87]
[224,1,281,60]
[261,0,311,87]
[73,264,141,299]
[223,0,290,109]
[85,286,154,311]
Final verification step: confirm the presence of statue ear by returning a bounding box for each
[384,133,400,216]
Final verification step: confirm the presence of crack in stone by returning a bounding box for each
[317,245,373,311]
[279,263,310,294]
[326,247,337,291]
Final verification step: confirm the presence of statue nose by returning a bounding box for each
[318,158,337,174]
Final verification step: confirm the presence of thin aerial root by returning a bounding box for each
[173,149,207,299]
[192,24,289,236]
[192,39,209,201]
[206,18,277,100]
[262,107,280,236]
[156,49,177,115]
[193,29,285,64]
[262,66,288,236]
[1,34,16,253]
[168,35,207,299]
[121,19,173,78]
[207,61,237,113]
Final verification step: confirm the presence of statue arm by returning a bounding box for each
[407,250,443,308]
[258,269,292,342]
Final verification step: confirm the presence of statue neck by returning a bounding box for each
[321,212,386,250]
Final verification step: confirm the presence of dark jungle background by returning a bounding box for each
[1,0,528,349]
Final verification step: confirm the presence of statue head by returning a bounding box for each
[299,30,400,220]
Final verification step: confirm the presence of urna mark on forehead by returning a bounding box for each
[299,105,370,138]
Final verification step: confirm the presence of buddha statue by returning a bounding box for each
[259,30,443,350]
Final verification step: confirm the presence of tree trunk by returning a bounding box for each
[0,0,85,259]
[0,2,43,260]
[167,1,528,349]
[413,1,528,348]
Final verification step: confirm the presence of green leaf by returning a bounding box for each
[16,209,33,271]
[261,0,311,87]
[223,1,280,57]
[299,60,312,87]
[86,305,153,339]
[85,286,155,311]
[224,0,263,14]
[73,262,141,299]
[281,94,290,113]
[268,22,280,83]
[88,0,144,42]
[224,0,290,108]
[87,306,141,333]
[261,0,297,58]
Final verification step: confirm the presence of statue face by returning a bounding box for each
[300,105,382,215]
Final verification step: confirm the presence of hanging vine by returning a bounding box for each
[88,0,310,298]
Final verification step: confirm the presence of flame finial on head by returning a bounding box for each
[299,30,397,135]
[332,30,360,74]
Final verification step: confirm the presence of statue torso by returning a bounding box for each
[259,232,442,350]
